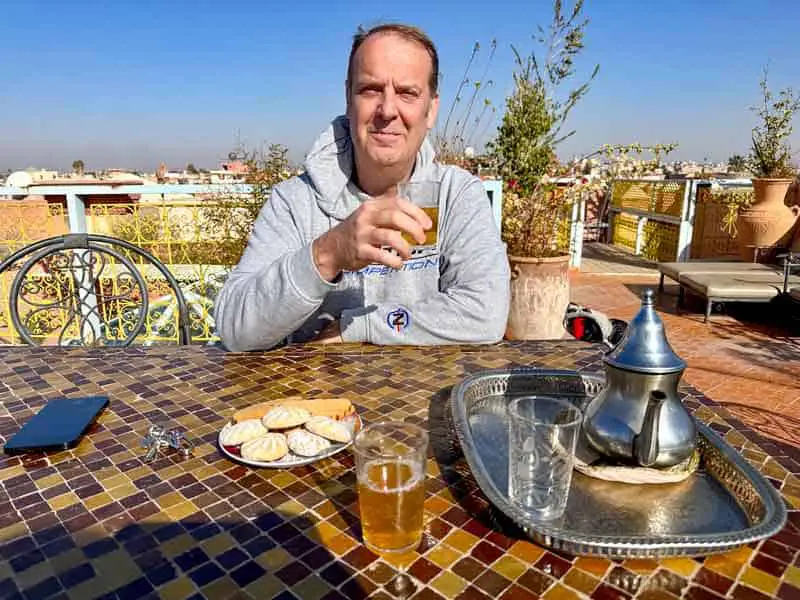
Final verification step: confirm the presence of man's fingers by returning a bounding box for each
[331,198,435,273]
[368,228,411,260]
[360,244,404,270]
[373,207,427,245]
[393,196,433,230]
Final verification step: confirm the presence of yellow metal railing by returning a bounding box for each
[610,213,638,252]
[0,200,69,250]
[1,201,69,344]
[641,221,680,262]
[608,180,685,261]
[0,199,264,345]
[610,181,652,212]
[610,180,686,218]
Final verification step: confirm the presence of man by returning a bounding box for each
[215,23,510,351]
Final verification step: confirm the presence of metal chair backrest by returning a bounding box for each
[780,251,800,295]
[0,234,191,346]
[582,185,613,243]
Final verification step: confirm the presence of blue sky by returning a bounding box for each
[1,0,798,171]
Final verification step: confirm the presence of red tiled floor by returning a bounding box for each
[570,272,800,459]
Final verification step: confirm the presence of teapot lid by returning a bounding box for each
[604,289,686,374]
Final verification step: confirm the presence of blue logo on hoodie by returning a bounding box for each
[386,307,411,333]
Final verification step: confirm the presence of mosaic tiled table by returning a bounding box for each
[0,342,798,600]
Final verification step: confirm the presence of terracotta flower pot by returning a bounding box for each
[506,254,570,340]
[736,178,800,261]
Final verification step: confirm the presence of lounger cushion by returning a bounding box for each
[659,261,776,283]
[681,272,800,300]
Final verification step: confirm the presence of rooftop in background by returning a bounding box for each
[28,178,146,187]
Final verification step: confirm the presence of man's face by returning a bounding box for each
[347,33,439,176]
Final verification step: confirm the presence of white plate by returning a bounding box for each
[218,413,362,468]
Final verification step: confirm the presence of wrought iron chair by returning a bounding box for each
[0,234,191,346]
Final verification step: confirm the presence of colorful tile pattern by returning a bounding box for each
[0,342,798,600]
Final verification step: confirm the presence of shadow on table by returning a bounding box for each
[426,385,527,543]
[717,401,800,467]
[0,500,375,599]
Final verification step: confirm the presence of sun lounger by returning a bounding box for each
[678,271,800,322]
[658,261,777,292]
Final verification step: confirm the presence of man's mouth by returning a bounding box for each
[369,131,402,140]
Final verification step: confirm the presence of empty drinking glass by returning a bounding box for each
[507,395,582,521]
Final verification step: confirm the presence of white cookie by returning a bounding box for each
[261,406,311,430]
[305,415,352,443]
[219,419,268,446]
[286,429,331,457]
[240,433,289,462]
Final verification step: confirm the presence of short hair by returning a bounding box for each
[346,23,439,96]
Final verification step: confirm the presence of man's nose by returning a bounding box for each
[377,88,398,119]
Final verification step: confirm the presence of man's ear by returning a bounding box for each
[345,80,352,115]
[426,95,440,130]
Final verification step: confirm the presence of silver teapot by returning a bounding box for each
[582,289,697,468]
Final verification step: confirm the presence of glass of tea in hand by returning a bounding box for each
[397,180,440,251]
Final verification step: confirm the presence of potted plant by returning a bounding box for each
[490,0,676,339]
[498,144,675,339]
[499,178,574,340]
[736,68,800,261]
[488,0,598,339]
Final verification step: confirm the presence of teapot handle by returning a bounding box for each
[633,390,666,467]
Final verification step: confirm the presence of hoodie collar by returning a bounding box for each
[303,115,436,220]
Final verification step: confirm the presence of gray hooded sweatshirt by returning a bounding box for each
[214,116,510,351]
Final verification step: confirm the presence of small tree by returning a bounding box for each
[489,0,600,258]
[201,143,292,266]
[72,160,85,176]
[727,154,747,173]
[186,163,199,175]
[491,74,555,193]
[747,66,800,179]
[490,0,599,196]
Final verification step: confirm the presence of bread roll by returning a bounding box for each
[233,397,354,423]
[286,429,331,457]
[219,419,268,446]
[240,433,289,462]
[261,406,311,430]
[305,415,352,444]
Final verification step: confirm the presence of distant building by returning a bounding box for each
[221,160,248,175]
[105,169,145,181]
[206,159,248,183]
[26,169,59,182]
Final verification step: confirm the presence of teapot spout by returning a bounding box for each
[633,390,667,467]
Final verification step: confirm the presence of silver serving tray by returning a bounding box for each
[449,368,787,558]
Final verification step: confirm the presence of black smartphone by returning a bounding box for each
[3,396,109,455]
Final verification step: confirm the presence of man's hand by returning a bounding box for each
[313,320,343,344]
[313,197,432,281]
